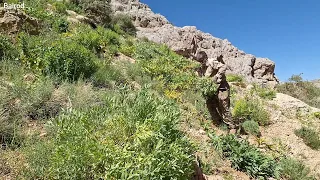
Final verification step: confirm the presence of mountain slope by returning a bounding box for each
[110,0,279,87]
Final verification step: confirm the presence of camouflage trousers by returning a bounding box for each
[217,89,235,128]
[206,88,235,128]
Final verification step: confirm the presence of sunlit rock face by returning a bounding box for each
[110,0,279,87]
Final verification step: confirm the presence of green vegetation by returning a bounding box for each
[226,74,244,83]
[313,112,320,119]
[252,84,277,100]
[24,90,195,179]
[279,158,315,180]
[69,0,113,26]
[43,39,98,81]
[134,41,199,91]
[0,0,215,177]
[0,35,17,61]
[211,134,280,179]
[277,74,320,108]
[0,0,318,179]
[208,131,317,179]
[0,60,56,149]
[133,40,217,96]
[242,120,260,136]
[112,14,137,36]
[232,97,270,126]
[295,127,320,150]
[0,0,200,178]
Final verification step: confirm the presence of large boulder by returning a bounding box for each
[110,0,279,87]
[0,8,39,35]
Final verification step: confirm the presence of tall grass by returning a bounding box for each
[24,89,195,179]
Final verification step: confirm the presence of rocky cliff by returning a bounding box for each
[110,0,279,87]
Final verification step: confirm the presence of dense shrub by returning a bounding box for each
[25,89,195,179]
[72,26,120,56]
[53,18,69,33]
[232,97,270,126]
[197,77,218,97]
[0,35,17,61]
[242,120,260,136]
[252,85,277,100]
[43,39,98,81]
[24,0,53,20]
[134,41,199,92]
[277,74,320,108]
[0,61,55,149]
[18,32,56,72]
[112,14,137,36]
[226,74,244,83]
[279,158,315,180]
[91,63,127,88]
[295,127,320,150]
[53,1,68,14]
[83,0,112,26]
[23,0,63,33]
[119,38,136,57]
[211,134,280,179]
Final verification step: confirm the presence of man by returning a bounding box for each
[194,51,235,128]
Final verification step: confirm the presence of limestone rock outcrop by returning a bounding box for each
[110,0,279,87]
[0,8,39,35]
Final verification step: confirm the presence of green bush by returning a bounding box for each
[226,74,244,83]
[0,61,55,149]
[72,26,120,56]
[211,134,280,179]
[112,14,137,36]
[24,0,53,20]
[277,74,320,108]
[18,32,56,72]
[295,127,320,150]
[134,41,199,92]
[23,140,54,179]
[0,35,17,61]
[53,18,69,33]
[23,0,61,32]
[279,158,315,180]
[257,89,277,100]
[197,77,218,97]
[314,112,320,119]
[84,0,112,27]
[53,1,68,14]
[91,63,127,88]
[252,85,277,100]
[119,38,136,57]
[72,25,103,54]
[68,0,112,23]
[242,120,260,136]
[43,39,98,81]
[233,97,270,126]
[25,89,195,179]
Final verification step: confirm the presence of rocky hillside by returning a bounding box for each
[110,0,279,87]
[313,79,320,88]
[1,0,320,180]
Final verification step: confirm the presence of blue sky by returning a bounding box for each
[140,0,320,81]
